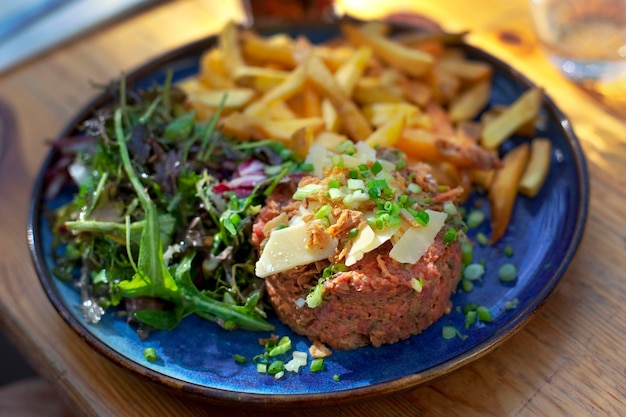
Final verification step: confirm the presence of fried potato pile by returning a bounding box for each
[180,20,551,244]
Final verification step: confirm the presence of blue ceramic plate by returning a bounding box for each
[28,23,589,408]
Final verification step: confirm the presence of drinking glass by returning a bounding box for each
[528,0,626,83]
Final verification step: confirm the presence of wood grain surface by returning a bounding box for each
[0,0,624,416]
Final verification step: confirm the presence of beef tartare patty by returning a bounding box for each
[253,140,464,350]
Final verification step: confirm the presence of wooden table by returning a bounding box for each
[1,0,624,415]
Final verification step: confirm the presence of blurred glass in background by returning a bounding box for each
[528,0,626,82]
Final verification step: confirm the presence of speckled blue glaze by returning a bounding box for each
[29,23,588,407]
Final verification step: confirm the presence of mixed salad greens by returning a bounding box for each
[50,75,308,336]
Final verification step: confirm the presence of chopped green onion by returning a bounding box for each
[498,263,518,282]
[414,210,430,226]
[143,347,158,362]
[463,263,485,281]
[410,277,424,293]
[300,162,314,172]
[443,228,458,244]
[503,245,514,257]
[443,201,458,216]
[331,154,344,167]
[348,168,360,179]
[504,298,519,310]
[268,336,292,357]
[461,241,474,265]
[347,178,365,190]
[462,279,474,292]
[306,280,325,308]
[333,374,341,382]
[347,227,360,238]
[371,160,383,175]
[310,358,324,372]
[268,361,285,375]
[477,306,492,322]
[368,186,381,199]
[328,178,341,189]
[464,310,477,329]
[293,183,322,200]
[407,183,422,194]
[315,204,332,220]
[463,302,479,314]
[442,326,467,340]
[337,140,356,155]
[466,209,486,228]
[395,158,407,169]
[234,354,247,363]
[476,232,489,246]
[328,188,344,201]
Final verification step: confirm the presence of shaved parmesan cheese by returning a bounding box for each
[255,222,337,278]
[389,209,447,264]
[345,223,400,266]
[305,144,328,178]
[355,140,376,163]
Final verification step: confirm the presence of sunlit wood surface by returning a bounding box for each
[0,0,624,415]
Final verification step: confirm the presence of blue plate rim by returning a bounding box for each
[27,21,589,408]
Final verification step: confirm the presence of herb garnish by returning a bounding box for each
[51,76,305,335]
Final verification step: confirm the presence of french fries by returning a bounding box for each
[182,20,550,245]
[481,87,543,149]
[519,138,552,197]
[488,143,530,244]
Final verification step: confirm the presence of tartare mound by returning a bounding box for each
[253,140,464,350]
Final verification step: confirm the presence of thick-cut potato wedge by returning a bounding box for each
[481,105,537,137]
[220,112,324,143]
[472,169,495,190]
[435,57,492,82]
[186,88,255,109]
[198,49,235,89]
[481,87,543,149]
[313,45,355,71]
[363,102,419,127]
[407,113,434,130]
[312,131,348,151]
[301,84,323,118]
[322,46,372,131]
[402,80,433,107]
[519,138,552,197]
[218,21,245,75]
[305,54,372,141]
[334,47,373,93]
[341,22,433,77]
[448,79,491,123]
[488,143,530,243]
[267,100,299,120]
[240,31,296,69]
[292,124,318,158]
[427,69,461,104]
[243,64,307,116]
[232,66,289,92]
[364,113,406,148]
[425,101,455,137]
[353,81,404,105]
[396,128,442,161]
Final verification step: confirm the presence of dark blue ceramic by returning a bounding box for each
[28,22,589,408]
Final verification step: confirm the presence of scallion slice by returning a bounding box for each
[310,358,324,372]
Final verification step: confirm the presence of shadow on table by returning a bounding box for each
[0,331,37,387]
